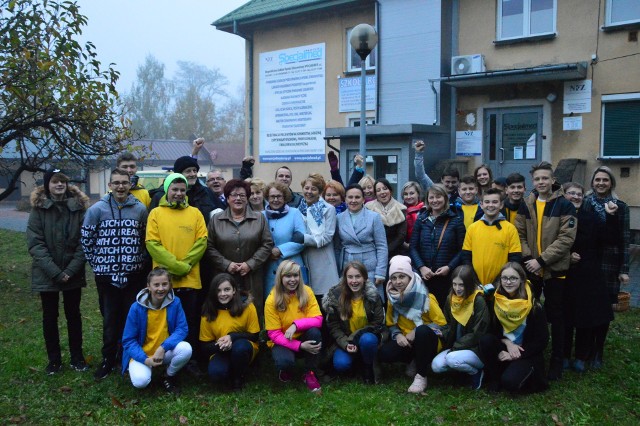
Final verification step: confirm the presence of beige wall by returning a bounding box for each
[245,7,374,186]
[457,0,640,220]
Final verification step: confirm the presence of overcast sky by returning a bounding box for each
[75,0,250,96]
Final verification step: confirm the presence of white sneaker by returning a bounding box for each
[408,373,428,393]
[405,360,417,377]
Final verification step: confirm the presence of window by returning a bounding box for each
[497,0,556,40]
[601,94,640,158]
[346,28,376,72]
[606,0,640,27]
[349,117,376,127]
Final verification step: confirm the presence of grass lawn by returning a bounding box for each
[0,228,639,425]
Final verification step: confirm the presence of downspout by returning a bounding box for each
[375,0,380,124]
[233,20,254,156]
[429,79,439,125]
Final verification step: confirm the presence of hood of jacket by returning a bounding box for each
[323,281,380,313]
[30,184,90,211]
[135,287,176,310]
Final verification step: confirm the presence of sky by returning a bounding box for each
[75,0,250,96]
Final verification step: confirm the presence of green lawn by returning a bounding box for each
[0,228,638,425]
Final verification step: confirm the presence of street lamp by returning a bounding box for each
[349,23,378,161]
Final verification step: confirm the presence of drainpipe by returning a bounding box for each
[375,1,380,124]
[233,20,254,156]
[429,79,439,125]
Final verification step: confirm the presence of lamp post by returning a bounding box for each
[349,23,378,161]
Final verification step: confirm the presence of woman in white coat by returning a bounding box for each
[299,174,340,304]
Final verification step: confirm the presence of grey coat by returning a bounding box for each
[301,201,340,296]
[334,208,388,283]
[27,185,90,292]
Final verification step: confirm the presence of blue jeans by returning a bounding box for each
[208,339,254,382]
[271,328,321,372]
[333,332,379,372]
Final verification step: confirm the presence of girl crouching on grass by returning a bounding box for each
[378,255,446,393]
[265,260,323,393]
[478,262,549,393]
[200,273,260,390]
[121,268,192,393]
[322,261,387,384]
[431,265,490,389]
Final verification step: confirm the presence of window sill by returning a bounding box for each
[601,21,640,32]
[494,33,557,46]
[343,69,376,76]
[596,157,640,162]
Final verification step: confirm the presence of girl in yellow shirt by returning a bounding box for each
[200,273,260,390]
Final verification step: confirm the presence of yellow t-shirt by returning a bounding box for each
[462,219,522,284]
[142,309,169,356]
[461,204,479,229]
[199,303,261,358]
[264,285,321,346]
[130,187,151,209]
[385,293,446,351]
[349,298,368,333]
[535,198,546,257]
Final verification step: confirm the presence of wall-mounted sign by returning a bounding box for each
[563,80,591,114]
[338,75,377,112]
[456,130,482,156]
[563,116,583,131]
[259,43,326,162]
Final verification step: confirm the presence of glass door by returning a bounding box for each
[484,106,543,188]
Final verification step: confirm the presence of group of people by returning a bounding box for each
[27,139,630,396]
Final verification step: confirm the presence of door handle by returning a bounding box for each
[499,147,504,164]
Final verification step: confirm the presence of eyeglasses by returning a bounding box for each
[500,276,520,284]
[110,181,131,187]
[565,191,583,197]
[269,195,284,200]
[207,177,225,182]
[229,193,247,199]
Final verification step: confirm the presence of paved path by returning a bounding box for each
[0,202,28,232]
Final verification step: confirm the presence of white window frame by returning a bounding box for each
[496,0,557,41]
[346,27,376,73]
[600,93,640,159]
[605,0,640,27]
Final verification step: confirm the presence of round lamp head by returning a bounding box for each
[349,23,378,61]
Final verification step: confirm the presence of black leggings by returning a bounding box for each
[478,334,546,393]
[378,325,439,376]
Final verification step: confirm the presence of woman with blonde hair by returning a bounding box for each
[358,174,376,203]
[264,260,323,393]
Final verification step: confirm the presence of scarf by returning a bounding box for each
[493,283,533,333]
[264,204,289,219]
[365,198,407,227]
[299,197,328,226]
[334,202,347,214]
[450,289,483,326]
[386,272,429,327]
[586,194,614,222]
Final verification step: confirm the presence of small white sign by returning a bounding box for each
[388,156,397,164]
[456,130,482,156]
[386,174,398,184]
[563,116,583,131]
[564,80,592,114]
[526,134,536,159]
[514,146,524,160]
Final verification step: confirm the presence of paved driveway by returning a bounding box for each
[0,202,28,232]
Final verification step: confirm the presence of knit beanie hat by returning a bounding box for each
[43,167,69,195]
[164,173,188,194]
[388,255,413,277]
[173,156,199,174]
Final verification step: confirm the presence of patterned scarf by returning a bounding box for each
[299,197,328,226]
[450,289,483,326]
[264,204,289,219]
[586,194,614,222]
[334,202,347,214]
[386,273,430,327]
[494,283,532,333]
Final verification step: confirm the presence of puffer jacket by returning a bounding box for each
[27,185,90,292]
[409,208,466,271]
[322,282,388,358]
[515,186,577,279]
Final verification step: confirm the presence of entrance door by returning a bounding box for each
[346,148,401,196]
[484,107,543,188]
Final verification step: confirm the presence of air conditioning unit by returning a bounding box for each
[451,54,486,75]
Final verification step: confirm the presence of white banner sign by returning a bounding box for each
[456,130,482,156]
[563,116,583,131]
[338,75,377,112]
[259,43,326,162]
[563,80,592,114]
